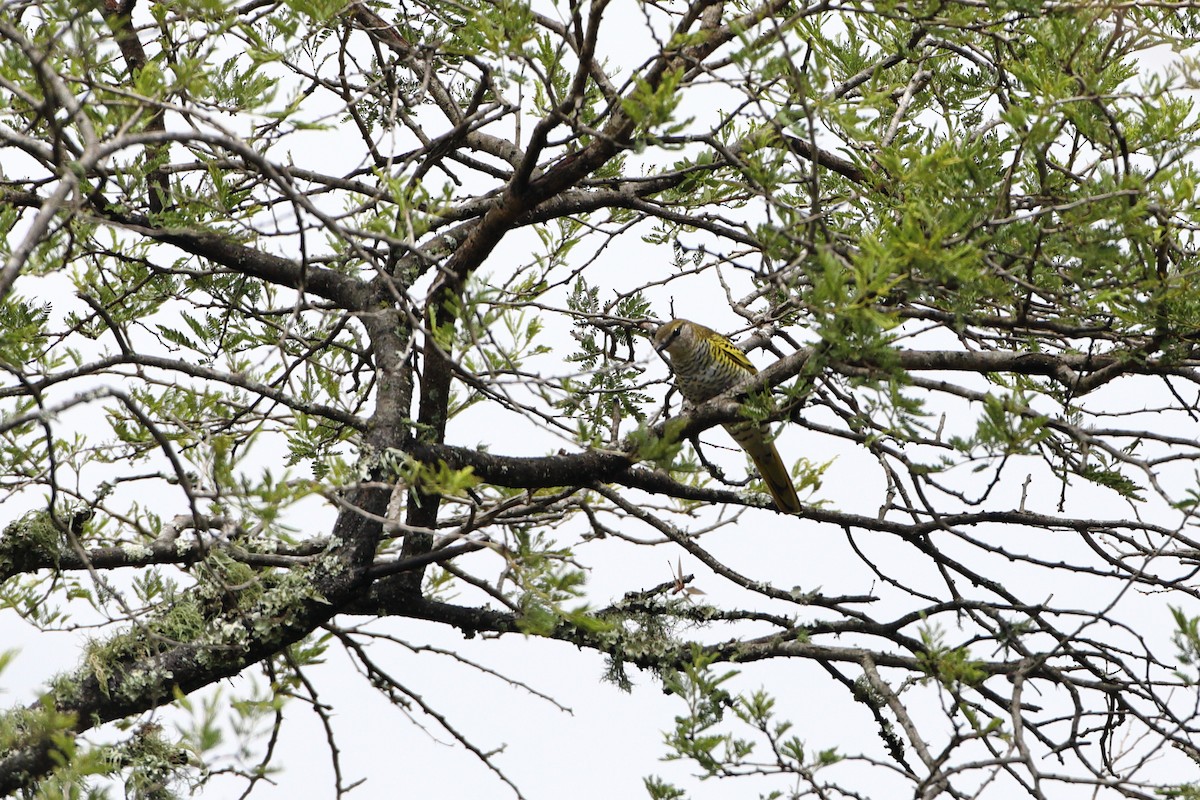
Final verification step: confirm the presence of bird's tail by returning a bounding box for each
[726,423,802,514]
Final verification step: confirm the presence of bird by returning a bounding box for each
[653,318,802,513]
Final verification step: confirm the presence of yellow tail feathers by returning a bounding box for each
[726,423,802,513]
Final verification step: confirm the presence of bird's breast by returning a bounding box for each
[670,341,744,404]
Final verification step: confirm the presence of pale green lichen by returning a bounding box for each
[83,597,207,695]
[62,542,330,710]
[215,620,251,652]
[45,669,87,708]
[121,543,153,560]
[0,509,63,573]
[0,699,78,757]
[119,724,190,798]
[118,667,174,703]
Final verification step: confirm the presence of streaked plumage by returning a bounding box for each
[653,319,802,513]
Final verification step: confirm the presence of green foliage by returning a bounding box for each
[285,415,353,480]
[972,391,1051,455]
[785,456,830,502]
[0,693,117,799]
[621,67,690,143]
[0,297,50,367]
[282,0,344,24]
[656,648,840,786]
[451,273,553,418]
[958,702,1006,739]
[628,419,687,468]
[916,623,988,690]
[509,528,596,636]
[661,649,740,776]
[176,681,286,787]
[1078,463,1145,502]
[1171,606,1200,685]
[643,775,688,800]
[557,278,654,446]
[394,457,481,499]
[449,0,535,57]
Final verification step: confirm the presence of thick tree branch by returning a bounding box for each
[0,352,366,428]
[99,0,170,214]
[0,188,373,310]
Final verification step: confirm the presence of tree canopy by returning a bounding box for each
[4,0,1200,797]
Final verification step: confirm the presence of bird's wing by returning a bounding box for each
[710,333,757,375]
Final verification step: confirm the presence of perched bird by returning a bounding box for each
[653,319,802,513]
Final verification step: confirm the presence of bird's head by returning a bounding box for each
[653,318,698,359]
